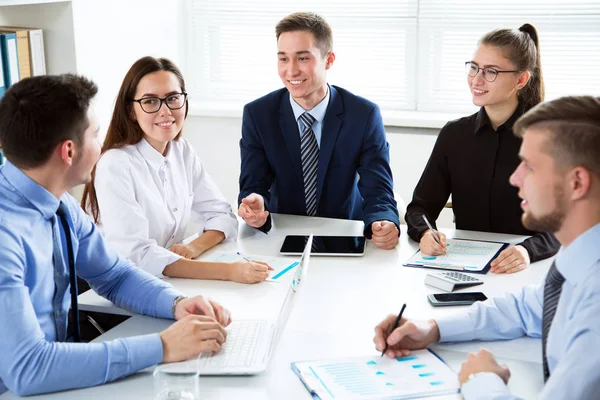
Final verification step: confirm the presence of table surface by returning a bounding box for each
[2,214,550,399]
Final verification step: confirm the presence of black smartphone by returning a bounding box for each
[427,292,488,307]
[280,235,365,256]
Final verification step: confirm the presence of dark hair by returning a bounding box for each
[514,96,600,179]
[275,12,333,58]
[0,74,97,169]
[81,56,188,223]
[480,23,543,111]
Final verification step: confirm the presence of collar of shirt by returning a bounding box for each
[556,223,600,284]
[289,84,330,125]
[473,102,525,136]
[135,138,173,171]
[0,160,60,219]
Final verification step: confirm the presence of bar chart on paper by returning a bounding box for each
[292,349,460,399]
[404,238,507,272]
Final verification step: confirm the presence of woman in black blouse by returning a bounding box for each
[406,24,559,274]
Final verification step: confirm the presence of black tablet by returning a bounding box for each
[280,235,365,256]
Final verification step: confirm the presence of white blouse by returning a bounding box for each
[94,137,238,276]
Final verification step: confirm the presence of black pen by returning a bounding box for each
[381,303,407,357]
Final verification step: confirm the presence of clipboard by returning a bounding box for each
[291,349,460,400]
[403,238,509,275]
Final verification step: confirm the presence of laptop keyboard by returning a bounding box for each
[198,319,266,368]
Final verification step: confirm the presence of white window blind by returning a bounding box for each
[186,0,600,123]
[186,0,417,113]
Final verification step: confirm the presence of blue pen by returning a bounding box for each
[236,251,253,263]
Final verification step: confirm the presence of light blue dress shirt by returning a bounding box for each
[289,85,330,148]
[0,161,182,396]
[436,223,600,399]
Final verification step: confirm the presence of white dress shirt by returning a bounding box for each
[436,223,600,399]
[94,137,238,276]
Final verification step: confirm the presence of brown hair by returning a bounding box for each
[514,96,600,179]
[0,74,97,169]
[81,56,188,222]
[480,23,543,111]
[275,12,333,58]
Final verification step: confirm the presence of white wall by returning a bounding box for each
[71,0,186,135]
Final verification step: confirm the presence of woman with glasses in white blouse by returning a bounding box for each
[82,56,271,283]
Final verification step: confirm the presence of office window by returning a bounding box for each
[186,0,600,121]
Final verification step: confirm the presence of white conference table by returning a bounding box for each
[3,214,551,399]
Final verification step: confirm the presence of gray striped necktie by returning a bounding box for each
[299,112,318,216]
[542,261,565,381]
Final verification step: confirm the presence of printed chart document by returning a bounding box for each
[403,238,508,274]
[202,252,299,282]
[292,349,459,399]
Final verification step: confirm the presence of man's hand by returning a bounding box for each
[373,315,440,358]
[419,229,447,256]
[169,243,202,259]
[490,245,530,274]
[238,193,269,228]
[174,296,232,327]
[227,260,273,284]
[371,221,399,250]
[458,349,511,386]
[159,315,227,363]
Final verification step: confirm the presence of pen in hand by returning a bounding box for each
[381,303,407,357]
[421,214,446,253]
[236,251,253,263]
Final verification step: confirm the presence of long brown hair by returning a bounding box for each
[480,23,544,111]
[81,56,188,223]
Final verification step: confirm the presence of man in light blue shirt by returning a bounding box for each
[0,74,231,396]
[374,96,600,399]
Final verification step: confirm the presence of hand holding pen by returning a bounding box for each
[420,214,447,256]
[374,306,442,359]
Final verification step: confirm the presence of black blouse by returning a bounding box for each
[405,104,560,262]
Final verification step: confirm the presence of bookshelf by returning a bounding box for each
[0,0,76,75]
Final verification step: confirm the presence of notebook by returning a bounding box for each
[292,349,459,399]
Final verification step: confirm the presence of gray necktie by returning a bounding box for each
[542,261,565,381]
[299,112,318,216]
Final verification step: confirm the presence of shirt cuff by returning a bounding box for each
[105,333,164,382]
[461,372,512,399]
[436,312,477,342]
[155,288,184,320]
[139,248,182,277]
[204,214,238,241]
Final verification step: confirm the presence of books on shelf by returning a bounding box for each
[0,26,46,98]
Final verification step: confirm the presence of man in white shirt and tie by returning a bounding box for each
[374,95,600,399]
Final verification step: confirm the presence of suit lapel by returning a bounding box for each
[279,95,303,184]
[317,85,344,207]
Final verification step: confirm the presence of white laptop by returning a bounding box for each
[184,234,313,375]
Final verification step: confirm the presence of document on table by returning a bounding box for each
[403,238,508,274]
[201,252,299,282]
[291,349,459,399]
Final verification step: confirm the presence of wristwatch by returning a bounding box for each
[171,295,187,318]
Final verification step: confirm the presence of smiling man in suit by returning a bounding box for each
[238,12,400,249]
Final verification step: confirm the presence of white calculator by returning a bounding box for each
[424,271,484,292]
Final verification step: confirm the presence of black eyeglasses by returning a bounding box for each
[465,62,520,83]
[130,92,188,113]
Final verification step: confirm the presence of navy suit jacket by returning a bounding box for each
[238,85,399,237]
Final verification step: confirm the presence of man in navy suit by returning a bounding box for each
[238,12,400,250]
